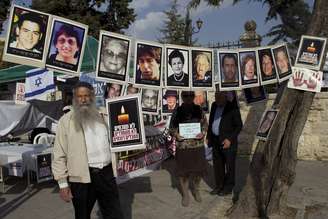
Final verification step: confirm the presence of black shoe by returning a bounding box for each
[210,187,222,195]
[218,189,232,196]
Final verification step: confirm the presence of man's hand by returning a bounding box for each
[196,133,204,140]
[59,187,73,202]
[292,70,304,87]
[222,139,231,149]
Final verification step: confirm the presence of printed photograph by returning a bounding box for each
[256,109,278,140]
[287,66,323,93]
[295,35,327,70]
[103,82,123,100]
[3,5,50,67]
[258,47,278,85]
[97,31,130,83]
[134,41,163,87]
[141,88,160,114]
[166,46,190,88]
[272,44,292,82]
[46,17,88,75]
[244,86,267,104]
[125,84,140,95]
[239,50,259,88]
[162,89,179,114]
[106,94,146,152]
[218,51,240,90]
[191,49,213,88]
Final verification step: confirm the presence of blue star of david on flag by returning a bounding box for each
[25,68,55,100]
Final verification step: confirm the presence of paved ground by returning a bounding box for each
[0,157,328,219]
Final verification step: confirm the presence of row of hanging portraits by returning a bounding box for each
[3,5,325,92]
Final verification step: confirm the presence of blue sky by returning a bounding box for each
[1,0,313,46]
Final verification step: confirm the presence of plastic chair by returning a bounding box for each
[33,133,56,146]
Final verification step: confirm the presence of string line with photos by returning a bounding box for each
[3,5,328,181]
[4,4,300,92]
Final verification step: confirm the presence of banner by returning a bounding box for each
[115,143,170,184]
[25,68,55,100]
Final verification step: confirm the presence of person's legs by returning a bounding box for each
[92,165,124,219]
[210,138,225,194]
[223,150,237,192]
[179,176,190,207]
[70,182,97,219]
[191,175,202,202]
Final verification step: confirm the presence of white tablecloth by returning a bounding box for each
[0,143,52,177]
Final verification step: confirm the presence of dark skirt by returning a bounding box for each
[175,146,207,177]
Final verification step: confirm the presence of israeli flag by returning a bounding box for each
[25,68,55,100]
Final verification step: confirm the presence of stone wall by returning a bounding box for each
[235,92,328,160]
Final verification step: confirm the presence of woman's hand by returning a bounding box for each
[196,133,204,140]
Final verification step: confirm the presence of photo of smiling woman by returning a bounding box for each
[239,50,259,88]
[166,47,190,88]
[46,18,88,75]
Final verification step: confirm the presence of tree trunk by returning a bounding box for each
[228,0,328,218]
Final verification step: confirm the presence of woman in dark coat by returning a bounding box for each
[169,91,208,207]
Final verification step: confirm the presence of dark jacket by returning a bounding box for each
[206,99,243,151]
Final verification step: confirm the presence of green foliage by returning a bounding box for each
[264,1,311,45]
[0,0,11,34]
[100,0,136,34]
[159,0,186,45]
[31,0,136,37]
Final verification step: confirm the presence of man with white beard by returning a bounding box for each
[52,82,123,219]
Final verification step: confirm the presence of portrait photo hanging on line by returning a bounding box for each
[134,41,163,88]
[3,5,51,67]
[165,45,190,89]
[239,49,260,88]
[46,17,88,75]
[257,47,278,85]
[96,31,131,83]
[106,94,146,152]
[191,48,213,89]
[272,44,292,82]
[162,89,179,114]
[295,35,327,71]
[218,51,241,91]
[140,88,160,115]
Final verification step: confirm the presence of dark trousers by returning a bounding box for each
[211,137,236,191]
[70,164,124,219]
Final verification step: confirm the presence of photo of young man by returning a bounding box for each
[4,5,50,66]
[258,48,277,85]
[135,42,163,87]
[218,52,240,90]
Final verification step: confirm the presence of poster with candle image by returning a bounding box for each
[106,94,146,152]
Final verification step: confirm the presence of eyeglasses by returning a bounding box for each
[57,38,77,46]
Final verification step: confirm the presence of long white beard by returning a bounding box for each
[72,98,104,131]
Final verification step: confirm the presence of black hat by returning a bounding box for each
[164,90,178,99]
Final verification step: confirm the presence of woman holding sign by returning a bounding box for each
[169,91,208,207]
